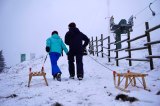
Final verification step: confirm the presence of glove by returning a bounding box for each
[82,47,87,55]
[66,51,70,56]
[46,46,50,53]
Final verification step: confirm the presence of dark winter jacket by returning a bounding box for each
[65,28,89,55]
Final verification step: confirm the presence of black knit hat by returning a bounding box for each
[52,31,58,35]
[68,22,76,28]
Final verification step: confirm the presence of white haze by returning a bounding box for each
[0,0,160,66]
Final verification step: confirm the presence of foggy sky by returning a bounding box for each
[0,0,160,66]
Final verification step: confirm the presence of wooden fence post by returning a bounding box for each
[115,34,119,66]
[96,36,98,56]
[116,49,119,66]
[127,31,132,66]
[89,38,91,54]
[145,22,154,70]
[101,34,103,58]
[108,36,111,62]
[92,37,94,56]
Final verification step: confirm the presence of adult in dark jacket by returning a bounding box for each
[65,22,89,80]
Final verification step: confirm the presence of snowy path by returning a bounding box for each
[0,55,160,106]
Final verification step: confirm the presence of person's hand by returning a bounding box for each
[66,52,69,56]
[82,47,87,55]
[46,46,50,53]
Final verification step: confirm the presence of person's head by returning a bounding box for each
[68,22,76,28]
[52,31,58,35]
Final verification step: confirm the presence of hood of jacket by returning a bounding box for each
[69,28,80,33]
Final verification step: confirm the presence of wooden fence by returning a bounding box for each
[88,22,160,70]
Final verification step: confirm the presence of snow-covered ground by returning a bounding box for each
[0,45,160,106]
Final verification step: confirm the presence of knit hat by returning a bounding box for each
[52,31,58,35]
[68,22,76,28]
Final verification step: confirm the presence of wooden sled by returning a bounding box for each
[28,67,48,87]
[113,70,150,92]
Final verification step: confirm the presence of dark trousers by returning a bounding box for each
[68,54,83,78]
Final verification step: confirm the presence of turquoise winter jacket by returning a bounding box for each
[46,34,68,54]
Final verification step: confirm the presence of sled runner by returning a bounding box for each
[28,67,48,87]
[113,70,150,92]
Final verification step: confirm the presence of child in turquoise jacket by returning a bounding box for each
[46,31,68,81]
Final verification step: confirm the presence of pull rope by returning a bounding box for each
[87,53,151,74]
[42,54,48,67]
[40,54,49,71]
[87,54,113,72]
[42,53,49,68]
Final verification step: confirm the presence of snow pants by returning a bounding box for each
[68,54,83,78]
[49,52,61,76]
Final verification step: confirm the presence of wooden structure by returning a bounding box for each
[89,22,160,70]
[28,67,48,87]
[113,70,149,92]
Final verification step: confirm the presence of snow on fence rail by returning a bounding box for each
[88,22,160,70]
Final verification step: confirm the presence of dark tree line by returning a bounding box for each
[0,50,5,73]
